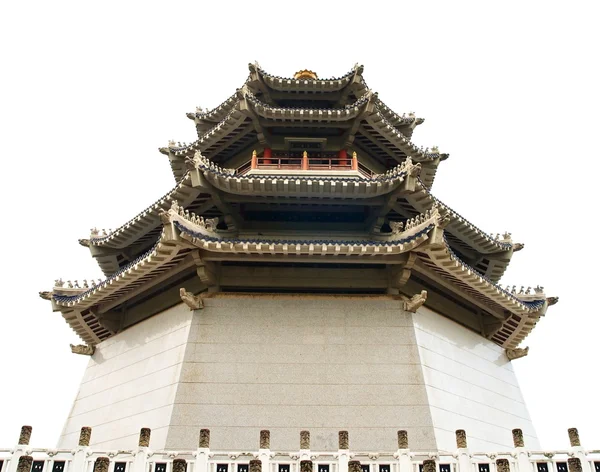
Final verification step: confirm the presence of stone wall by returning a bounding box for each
[412,306,540,451]
[57,294,539,452]
[57,303,194,449]
[165,294,437,451]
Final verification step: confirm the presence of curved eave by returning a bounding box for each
[197,154,411,198]
[164,107,249,158]
[375,98,425,137]
[89,174,196,250]
[361,110,448,188]
[251,64,359,92]
[51,235,190,345]
[415,235,548,349]
[187,93,239,132]
[398,176,515,282]
[246,92,370,122]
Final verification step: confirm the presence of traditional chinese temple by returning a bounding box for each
[37,64,561,455]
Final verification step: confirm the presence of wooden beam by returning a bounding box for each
[200,251,412,265]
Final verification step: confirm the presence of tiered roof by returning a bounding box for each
[41,65,556,353]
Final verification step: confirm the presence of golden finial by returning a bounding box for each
[352,151,357,158]
[303,151,308,158]
[294,70,318,80]
[252,150,257,157]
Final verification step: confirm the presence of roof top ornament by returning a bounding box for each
[294,69,318,80]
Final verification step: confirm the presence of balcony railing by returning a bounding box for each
[237,150,376,178]
[2,426,599,472]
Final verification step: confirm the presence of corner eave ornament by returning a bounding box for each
[180,288,204,310]
[70,344,95,356]
[402,290,428,313]
[506,347,529,360]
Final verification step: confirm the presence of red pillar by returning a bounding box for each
[263,147,272,165]
[338,149,349,167]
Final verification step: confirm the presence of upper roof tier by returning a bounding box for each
[162,64,444,188]
[83,154,520,284]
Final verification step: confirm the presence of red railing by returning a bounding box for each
[236,150,376,177]
[255,156,354,171]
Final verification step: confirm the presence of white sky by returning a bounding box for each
[0,0,598,451]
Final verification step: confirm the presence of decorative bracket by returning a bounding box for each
[70,344,95,356]
[401,290,428,313]
[506,347,529,360]
[180,288,204,310]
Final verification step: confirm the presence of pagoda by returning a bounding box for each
[40,64,557,453]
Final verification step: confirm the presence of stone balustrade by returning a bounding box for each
[1,427,599,472]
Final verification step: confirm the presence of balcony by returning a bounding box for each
[238,150,375,178]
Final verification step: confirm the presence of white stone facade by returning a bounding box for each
[58,295,538,451]
[412,306,539,451]
[58,303,195,449]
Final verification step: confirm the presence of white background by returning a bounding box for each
[0,0,598,449]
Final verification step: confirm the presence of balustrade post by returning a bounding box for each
[299,431,311,460]
[496,459,510,472]
[195,429,211,472]
[351,152,358,171]
[71,427,93,472]
[173,459,187,472]
[258,430,271,471]
[302,151,309,170]
[567,429,591,472]
[250,460,263,472]
[337,431,349,472]
[568,459,583,472]
[94,458,110,472]
[132,428,151,472]
[394,430,411,472]
[16,456,33,472]
[251,150,258,170]
[7,426,33,472]
[511,429,532,472]
[455,430,471,472]
[300,460,313,472]
[422,460,436,472]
